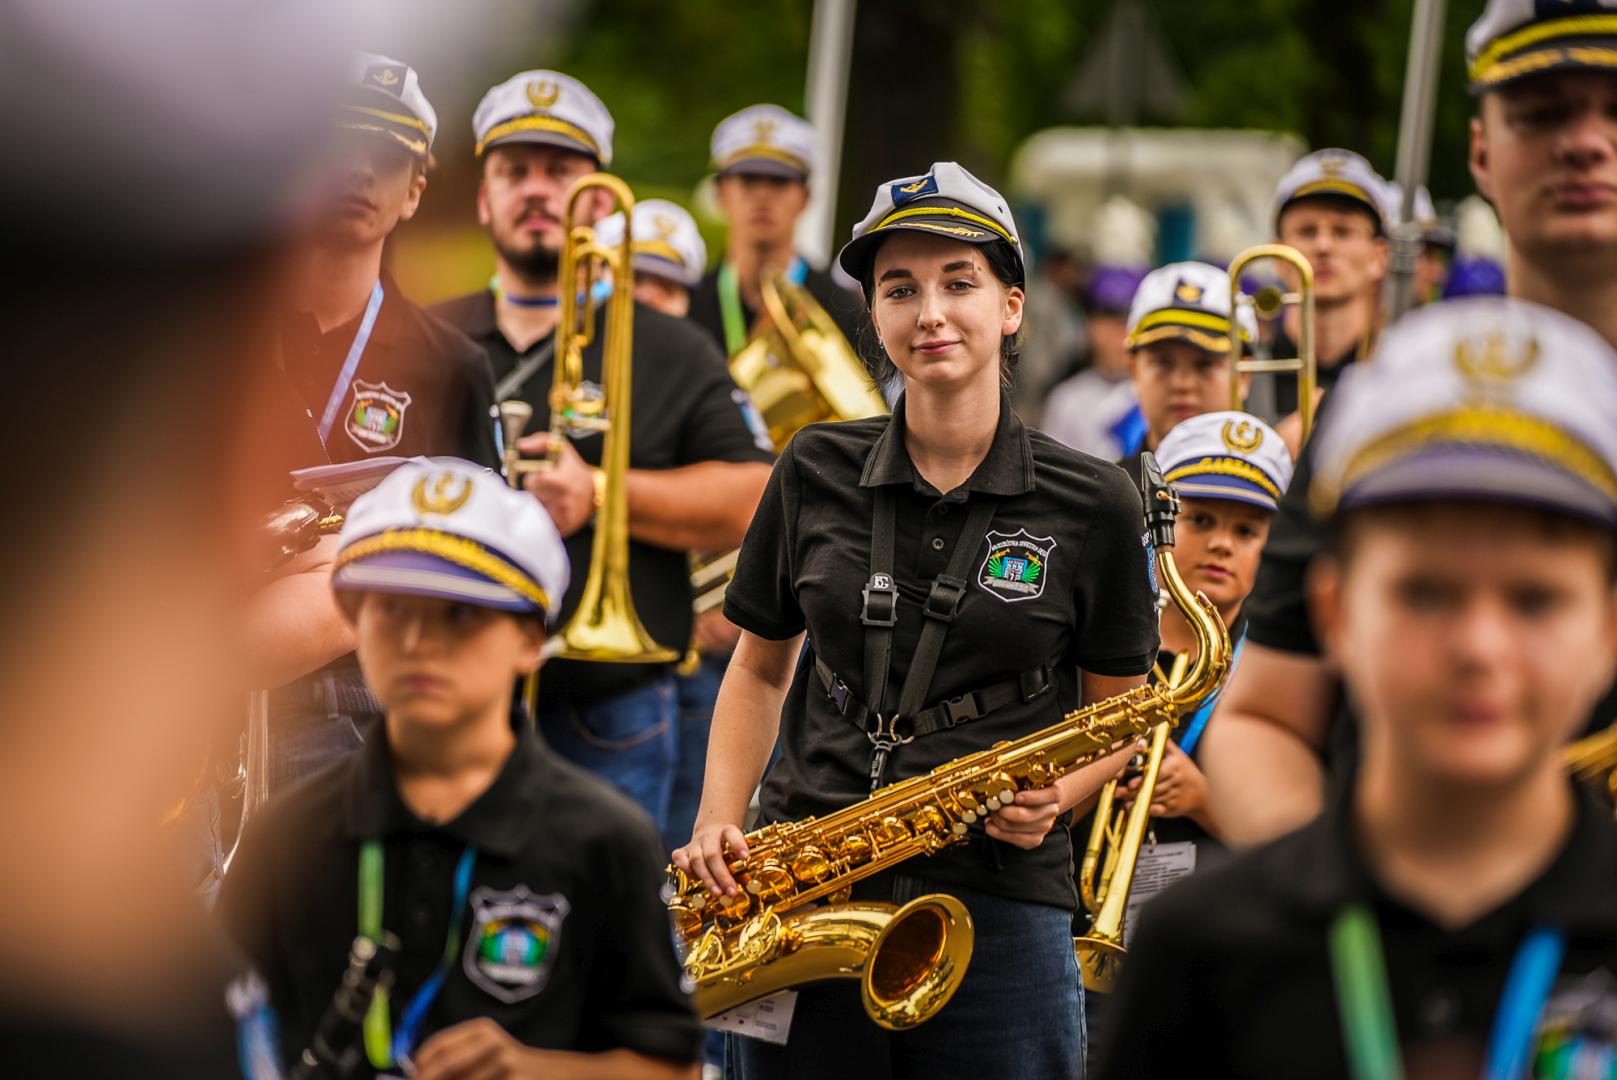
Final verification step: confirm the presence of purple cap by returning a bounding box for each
[1442,257,1506,300]
[1085,265,1149,314]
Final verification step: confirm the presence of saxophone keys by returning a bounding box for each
[952,822,968,836]
[985,796,1001,811]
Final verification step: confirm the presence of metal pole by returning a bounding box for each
[797,0,858,269]
[1385,0,1447,323]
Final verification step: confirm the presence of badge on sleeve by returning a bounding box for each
[345,380,413,453]
[977,529,1056,603]
[463,886,570,1004]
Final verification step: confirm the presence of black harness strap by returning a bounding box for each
[857,489,999,789]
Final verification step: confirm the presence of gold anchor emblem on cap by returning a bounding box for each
[898,177,930,194]
[1318,154,1346,177]
[526,80,560,109]
[370,68,401,88]
[655,214,677,239]
[1454,331,1540,385]
[412,473,474,516]
[1175,279,1204,304]
[753,118,776,140]
[1221,419,1264,454]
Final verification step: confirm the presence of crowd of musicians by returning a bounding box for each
[196,1,1617,1077]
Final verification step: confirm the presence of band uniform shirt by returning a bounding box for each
[1094,783,1617,1079]
[687,261,863,357]
[216,712,703,1073]
[432,291,775,710]
[723,391,1160,910]
[280,272,500,472]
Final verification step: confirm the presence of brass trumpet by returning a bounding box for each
[1227,243,1319,441]
[502,173,677,666]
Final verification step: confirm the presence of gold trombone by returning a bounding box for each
[1227,243,1319,441]
[498,173,677,668]
[1566,722,1617,813]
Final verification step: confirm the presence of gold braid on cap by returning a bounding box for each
[335,528,550,609]
[1165,457,1280,499]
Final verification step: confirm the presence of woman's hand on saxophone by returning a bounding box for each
[983,785,1064,850]
[672,822,751,897]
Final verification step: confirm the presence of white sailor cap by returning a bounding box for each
[1272,149,1392,234]
[711,104,817,180]
[473,70,614,166]
[333,458,571,623]
[1156,411,1293,513]
[1311,297,1617,526]
[595,200,708,289]
[1125,261,1258,354]
[1467,0,1617,92]
[341,52,438,162]
[839,162,1024,286]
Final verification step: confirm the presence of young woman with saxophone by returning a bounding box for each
[670,163,1161,1079]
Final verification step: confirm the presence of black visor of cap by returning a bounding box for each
[838,196,1023,287]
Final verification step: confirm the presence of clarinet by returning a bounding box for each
[288,934,400,1080]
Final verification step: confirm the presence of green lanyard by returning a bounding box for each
[716,257,809,357]
[1329,903,1566,1080]
[358,839,478,1070]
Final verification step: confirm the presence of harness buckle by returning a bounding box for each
[861,573,898,628]
[923,574,967,623]
[1018,666,1053,702]
[867,712,915,749]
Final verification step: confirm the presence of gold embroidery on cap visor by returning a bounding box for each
[632,240,687,267]
[1469,14,1617,86]
[476,115,601,159]
[1166,457,1281,500]
[337,116,429,159]
[1127,308,1245,352]
[716,144,809,175]
[334,528,550,610]
[1288,179,1380,216]
[872,205,1017,246]
[1310,406,1617,516]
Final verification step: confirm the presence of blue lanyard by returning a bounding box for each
[489,275,559,308]
[359,840,478,1071]
[1176,634,1244,758]
[316,280,385,447]
[1329,904,1565,1080]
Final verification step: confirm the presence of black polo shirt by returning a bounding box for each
[687,261,863,357]
[217,714,702,1073]
[1268,326,1360,420]
[432,290,775,710]
[724,392,1159,910]
[1095,783,1617,1079]
[280,272,499,474]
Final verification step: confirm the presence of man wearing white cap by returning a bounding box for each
[687,104,861,357]
[220,459,703,1079]
[1105,261,1257,483]
[434,71,773,836]
[1203,1,1617,849]
[1099,298,1617,1078]
[593,198,708,318]
[255,52,502,800]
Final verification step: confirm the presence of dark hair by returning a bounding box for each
[856,237,1025,392]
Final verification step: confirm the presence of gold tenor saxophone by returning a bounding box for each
[667,454,1231,1029]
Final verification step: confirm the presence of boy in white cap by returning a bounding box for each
[1204,0,1617,849]
[687,103,861,356]
[1099,297,1617,1079]
[220,459,702,1080]
[1114,261,1258,482]
[593,198,709,318]
[1267,148,1391,421]
[434,71,773,838]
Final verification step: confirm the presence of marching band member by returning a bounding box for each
[1266,148,1391,430]
[594,198,709,318]
[672,163,1160,1079]
[433,71,773,835]
[1099,298,1617,1078]
[687,104,861,356]
[1202,0,1617,847]
[251,52,501,800]
[1113,261,1260,481]
[220,460,702,1080]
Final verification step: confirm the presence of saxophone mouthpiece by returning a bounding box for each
[1139,452,1181,551]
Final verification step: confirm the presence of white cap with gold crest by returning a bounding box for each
[594,199,708,288]
[1272,148,1392,234]
[710,104,817,180]
[1125,261,1257,354]
[333,458,571,624]
[472,70,614,166]
[340,52,438,163]
[1156,411,1293,513]
[1311,297,1617,526]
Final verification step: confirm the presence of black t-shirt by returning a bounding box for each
[687,260,863,357]
[216,714,703,1073]
[279,272,500,475]
[724,391,1160,909]
[432,290,775,710]
[1095,783,1617,1079]
[1268,326,1360,420]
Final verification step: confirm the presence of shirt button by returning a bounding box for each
[937,505,950,517]
[931,537,946,551]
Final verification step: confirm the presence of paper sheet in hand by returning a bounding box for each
[1122,840,1196,948]
[290,456,415,507]
[705,990,799,1045]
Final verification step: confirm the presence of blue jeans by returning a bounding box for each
[537,675,678,835]
[726,875,1086,1080]
[667,656,725,855]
